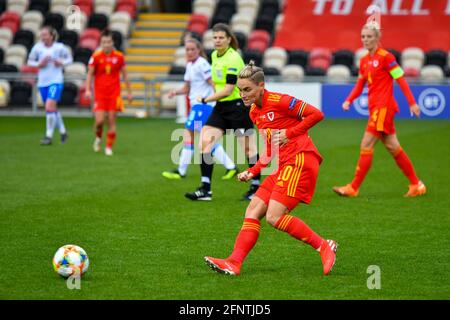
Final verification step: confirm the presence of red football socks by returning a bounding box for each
[351,148,374,190]
[228,218,261,266]
[393,147,420,185]
[106,132,116,148]
[275,214,323,250]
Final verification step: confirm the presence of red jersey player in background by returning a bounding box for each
[333,22,426,198]
[204,61,338,276]
[85,30,132,156]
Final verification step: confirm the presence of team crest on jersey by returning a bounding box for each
[112,57,118,64]
[267,112,275,121]
[373,60,379,67]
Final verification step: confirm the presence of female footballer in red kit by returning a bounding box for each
[333,22,426,198]
[204,62,338,276]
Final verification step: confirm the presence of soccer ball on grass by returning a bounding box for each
[52,244,89,278]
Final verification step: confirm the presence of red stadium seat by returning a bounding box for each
[116,4,137,19]
[403,67,420,78]
[187,14,208,36]
[0,11,21,34]
[247,30,271,53]
[20,65,39,86]
[74,0,93,16]
[309,47,332,70]
[21,65,39,74]
[79,28,101,51]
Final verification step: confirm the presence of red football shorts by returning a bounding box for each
[366,107,396,138]
[254,151,320,211]
[94,96,124,112]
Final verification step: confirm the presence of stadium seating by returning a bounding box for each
[247,30,270,53]
[0,11,21,33]
[13,29,35,52]
[109,12,130,38]
[187,14,208,36]
[168,65,186,75]
[287,50,308,68]
[174,46,185,60]
[50,0,71,16]
[237,0,259,13]
[59,29,80,51]
[274,13,283,34]
[116,0,137,19]
[420,65,444,83]
[73,47,92,65]
[401,47,425,72]
[202,29,214,49]
[74,0,93,17]
[332,50,354,69]
[95,0,116,16]
[425,49,447,68]
[0,46,3,63]
[211,0,236,26]
[234,31,247,50]
[21,10,44,38]
[160,81,182,110]
[20,65,38,86]
[281,64,304,81]
[5,44,27,69]
[193,0,216,20]
[0,26,13,50]
[60,81,79,106]
[308,48,332,71]
[9,80,32,105]
[231,13,254,37]
[403,67,420,78]
[173,56,186,67]
[7,0,28,16]
[263,46,287,73]
[242,48,262,66]
[326,64,351,82]
[111,30,123,51]
[0,0,6,14]
[79,28,101,51]
[44,12,64,32]
[28,0,49,15]
[305,66,326,76]
[88,13,108,31]
[64,62,87,87]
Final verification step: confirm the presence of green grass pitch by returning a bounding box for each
[0,116,449,300]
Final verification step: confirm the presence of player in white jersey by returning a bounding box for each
[162,38,237,180]
[27,26,73,145]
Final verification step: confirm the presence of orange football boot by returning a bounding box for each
[332,184,359,197]
[204,256,240,276]
[404,181,426,197]
[320,239,338,275]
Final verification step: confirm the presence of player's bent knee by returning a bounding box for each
[265,213,279,227]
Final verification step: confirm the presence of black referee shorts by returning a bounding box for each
[205,99,255,136]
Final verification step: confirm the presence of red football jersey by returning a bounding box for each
[88,49,125,99]
[248,90,323,174]
[359,48,400,112]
